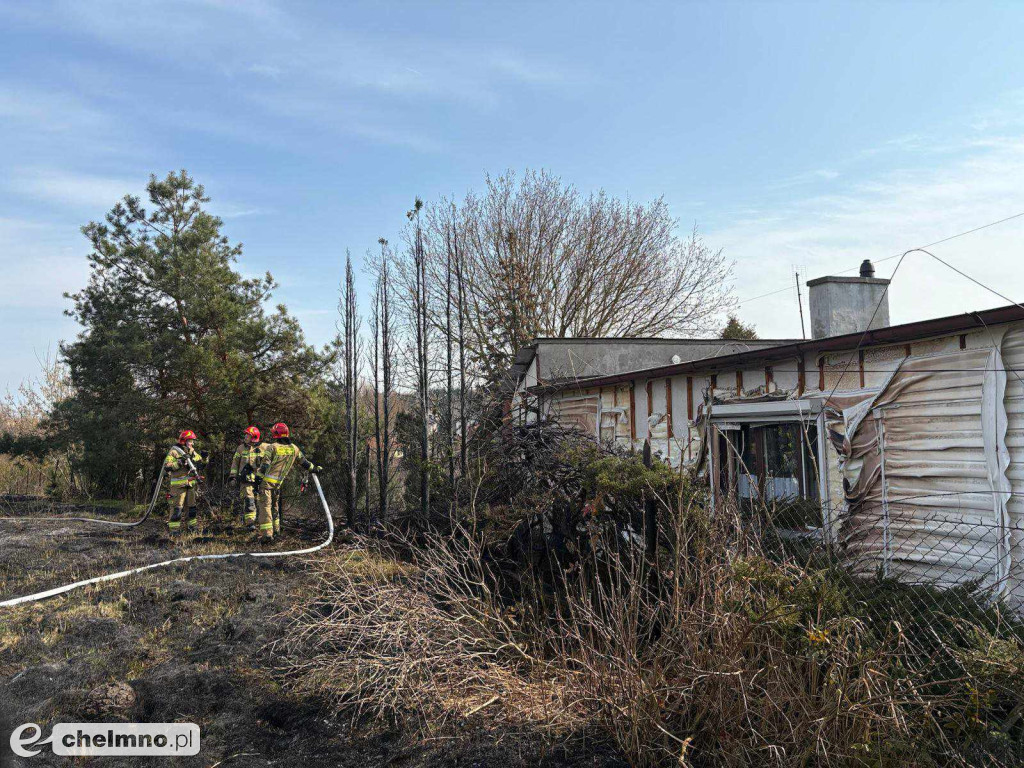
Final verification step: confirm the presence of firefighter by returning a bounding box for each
[164,430,208,534]
[229,426,263,529]
[254,422,321,540]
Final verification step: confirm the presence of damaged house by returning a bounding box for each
[511,261,1024,609]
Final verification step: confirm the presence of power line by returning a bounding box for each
[736,209,1024,307]
[818,244,1024,407]
[821,251,909,404]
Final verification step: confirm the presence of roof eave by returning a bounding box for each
[529,304,1024,394]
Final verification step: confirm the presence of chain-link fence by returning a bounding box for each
[748,493,1024,765]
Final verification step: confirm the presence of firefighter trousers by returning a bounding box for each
[257,482,282,539]
[167,485,198,533]
[237,482,257,526]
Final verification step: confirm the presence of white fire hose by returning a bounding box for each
[0,474,334,608]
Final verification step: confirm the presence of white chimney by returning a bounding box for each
[806,260,890,339]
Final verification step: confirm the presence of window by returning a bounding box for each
[734,423,818,499]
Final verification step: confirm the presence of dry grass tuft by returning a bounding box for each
[281,540,580,734]
[282,503,1024,767]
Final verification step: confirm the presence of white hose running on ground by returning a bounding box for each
[0,465,168,528]
[0,475,334,608]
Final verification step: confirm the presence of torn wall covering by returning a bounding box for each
[835,335,1020,606]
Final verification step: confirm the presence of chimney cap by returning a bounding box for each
[859,259,875,278]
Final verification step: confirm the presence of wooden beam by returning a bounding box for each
[765,365,774,389]
[646,380,653,418]
[629,383,636,442]
[736,370,743,396]
[818,357,825,391]
[665,379,674,438]
[686,376,694,420]
[797,358,805,395]
[858,350,865,388]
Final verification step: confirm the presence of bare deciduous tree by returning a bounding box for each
[423,170,733,380]
[454,206,468,477]
[443,216,456,503]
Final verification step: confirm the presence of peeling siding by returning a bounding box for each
[772,362,801,392]
[549,392,600,435]
[820,351,863,392]
[1001,326,1024,608]
[839,347,1011,598]
[742,368,766,394]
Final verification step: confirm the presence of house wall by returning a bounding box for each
[535,320,1024,609]
[540,328,1008,460]
[541,327,1018,501]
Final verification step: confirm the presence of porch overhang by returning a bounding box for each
[708,397,824,424]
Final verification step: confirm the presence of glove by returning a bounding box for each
[312,464,323,473]
[199,449,210,462]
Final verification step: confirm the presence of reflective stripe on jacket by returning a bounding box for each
[230,442,262,479]
[164,444,204,488]
[257,441,309,486]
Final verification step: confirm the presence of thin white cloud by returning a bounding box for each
[0,217,88,310]
[714,129,1024,339]
[217,202,262,218]
[14,1,579,110]
[248,63,283,78]
[488,53,576,86]
[1,1,583,160]
[12,169,139,210]
[8,167,262,223]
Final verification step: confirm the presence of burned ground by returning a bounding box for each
[0,498,624,768]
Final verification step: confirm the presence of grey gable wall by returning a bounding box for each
[535,338,799,383]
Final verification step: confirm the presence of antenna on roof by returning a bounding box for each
[794,266,807,340]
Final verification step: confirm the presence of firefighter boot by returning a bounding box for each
[243,497,257,530]
[167,506,183,534]
[187,506,199,533]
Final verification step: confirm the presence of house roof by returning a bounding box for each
[529,336,798,344]
[529,303,1024,393]
[505,335,800,390]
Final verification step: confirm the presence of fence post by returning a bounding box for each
[643,439,657,566]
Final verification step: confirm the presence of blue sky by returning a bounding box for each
[5,0,1024,390]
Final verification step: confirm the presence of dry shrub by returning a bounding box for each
[544,510,915,766]
[281,541,576,732]
[1,353,82,498]
[282,501,1024,767]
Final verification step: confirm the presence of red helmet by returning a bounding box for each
[178,430,197,443]
[244,426,261,442]
[270,422,290,439]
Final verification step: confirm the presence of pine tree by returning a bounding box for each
[720,314,758,340]
[61,170,327,495]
